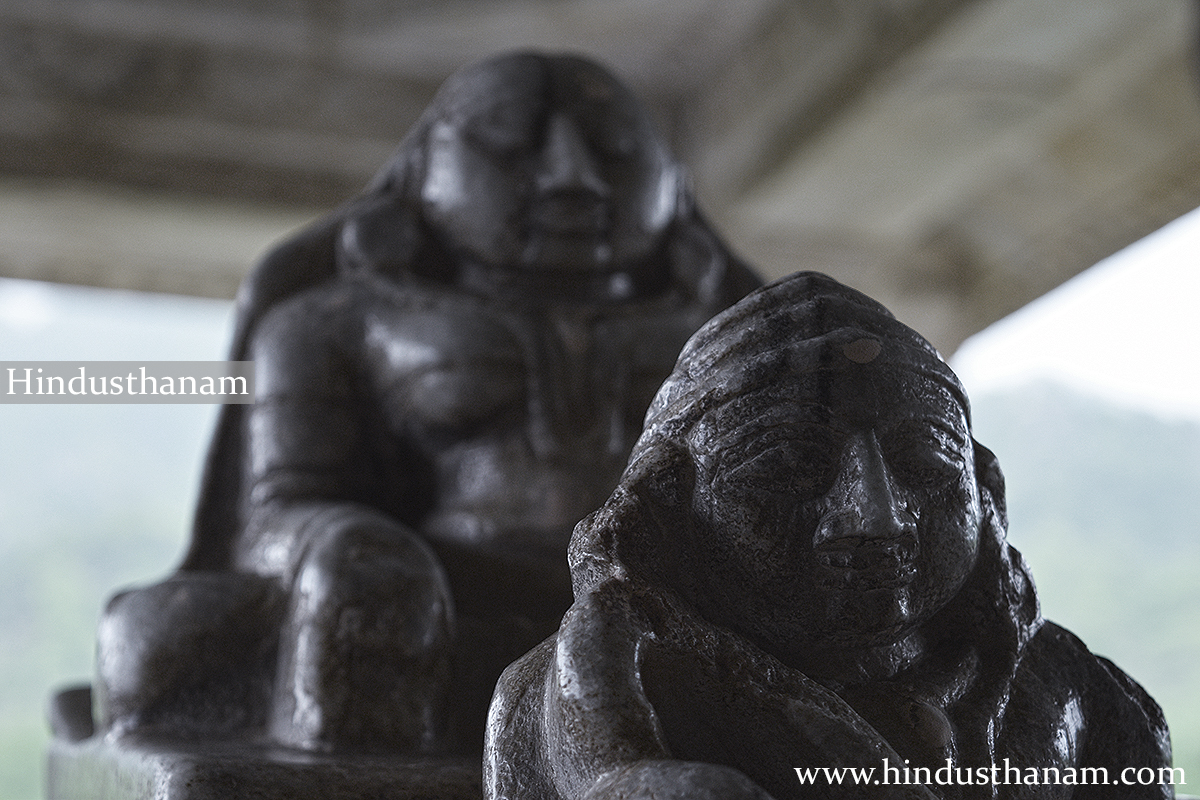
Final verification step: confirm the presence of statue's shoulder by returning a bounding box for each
[253,272,465,344]
[1014,621,1170,768]
[250,278,374,355]
[251,276,529,402]
[1021,622,1158,705]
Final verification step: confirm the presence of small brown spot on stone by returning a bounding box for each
[843,338,882,364]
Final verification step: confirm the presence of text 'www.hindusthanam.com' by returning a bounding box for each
[794,759,1185,788]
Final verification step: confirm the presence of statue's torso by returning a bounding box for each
[364,291,672,549]
[242,275,709,616]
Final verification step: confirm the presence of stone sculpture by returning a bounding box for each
[485,272,1173,800]
[50,50,758,791]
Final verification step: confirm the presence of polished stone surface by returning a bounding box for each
[49,737,479,800]
[486,272,1173,800]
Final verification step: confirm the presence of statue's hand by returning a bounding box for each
[584,761,774,800]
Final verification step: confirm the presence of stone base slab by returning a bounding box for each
[47,735,481,800]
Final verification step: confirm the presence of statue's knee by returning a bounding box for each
[291,510,454,644]
[272,510,454,751]
[96,572,285,735]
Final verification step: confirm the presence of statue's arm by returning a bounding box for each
[546,587,668,789]
[539,584,774,800]
[238,291,410,576]
[532,580,943,800]
[1006,623,1173,800]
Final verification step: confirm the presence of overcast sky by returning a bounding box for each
[952,204,1200,423]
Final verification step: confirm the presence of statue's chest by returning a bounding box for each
[361,299,697,457]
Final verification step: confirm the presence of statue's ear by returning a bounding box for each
[973,439,1007,531]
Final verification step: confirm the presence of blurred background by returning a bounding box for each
[1,0,1198,797]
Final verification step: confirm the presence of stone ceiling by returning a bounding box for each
[1,0,1197,353]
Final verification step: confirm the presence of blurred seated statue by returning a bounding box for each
[84,50,760,764]
[485,272,1172,800]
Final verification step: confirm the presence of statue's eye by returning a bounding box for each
[715,436,838,499]
[881,421,967,490]
[464,107,536,156]
[571,106,640,160]
[588,123,638,160]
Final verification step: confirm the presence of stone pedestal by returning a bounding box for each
[47,686,481,800]
[48,738,480,800]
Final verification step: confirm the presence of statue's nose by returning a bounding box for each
[813,432,917,549]
[536,114,610,198]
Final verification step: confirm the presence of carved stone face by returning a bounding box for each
[688,358,981,664]
[420,54,678,274]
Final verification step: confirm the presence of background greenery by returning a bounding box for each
[972,383,1200,780]
[0,283,227,799]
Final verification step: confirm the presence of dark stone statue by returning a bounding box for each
[48,51,758,798]
[485,272,1173,800]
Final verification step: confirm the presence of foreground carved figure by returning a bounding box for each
[486,272,1172,800]
[89,51,758,758]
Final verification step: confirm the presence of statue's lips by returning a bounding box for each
[813,537,918,588]
[528,196,610,237]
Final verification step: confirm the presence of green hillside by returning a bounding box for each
[0,403,212,798]
[972,382,1200,780]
